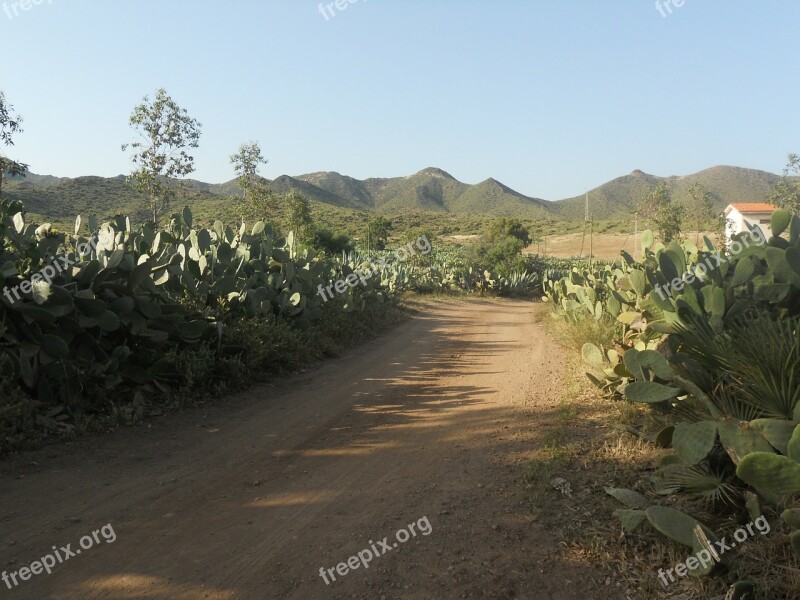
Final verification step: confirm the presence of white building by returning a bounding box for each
[724,203,776,244]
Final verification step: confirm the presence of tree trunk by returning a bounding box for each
[152,194,159,227]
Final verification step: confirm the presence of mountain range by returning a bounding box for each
[5,165,785,223]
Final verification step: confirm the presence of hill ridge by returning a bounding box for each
[6,164,785,221]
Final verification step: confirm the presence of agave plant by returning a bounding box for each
[494,270,539,297]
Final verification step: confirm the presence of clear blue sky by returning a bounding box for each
[1,0,798,200]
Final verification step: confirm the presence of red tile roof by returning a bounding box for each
[727,203,777,214]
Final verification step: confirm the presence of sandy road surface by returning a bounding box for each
[0,299,619,600]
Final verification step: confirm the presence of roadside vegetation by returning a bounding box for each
[541,196,800,598]
[0,189,556,454]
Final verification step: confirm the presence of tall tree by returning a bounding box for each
[770,153,800,214]
[229,141,273,222]
[0,91,29,201]
[285,190,313,252]
[637,183,685,243]
[368,216,393,251]
[121,88,202,225]
[230,141,267,199]
[684,182,716,243]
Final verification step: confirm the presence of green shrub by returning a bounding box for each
[473,235,526,277]
[312,226,353,255]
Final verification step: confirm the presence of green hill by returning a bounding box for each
[669,165,782,207]
[295,167,551,216]
[364,168,467,213]
[6,175,224,224]
[556,166,784,220]
[4,164,788,231]
[455,177,550,217]
[296,171,376,209]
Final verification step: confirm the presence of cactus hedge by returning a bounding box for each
[546,208,800,579]
[0,198,548,450]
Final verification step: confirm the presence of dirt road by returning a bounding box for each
[0,299,619,600]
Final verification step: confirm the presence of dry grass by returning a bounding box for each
[524,231,719,261]
[525,232,637,261]
[558,312,621,354]
[521,316,800,600]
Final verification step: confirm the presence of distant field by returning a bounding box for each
[523,231,718,261]
[525,232,635,260]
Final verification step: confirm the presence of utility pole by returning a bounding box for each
[579,192,589,258]
[585,192,590,222]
